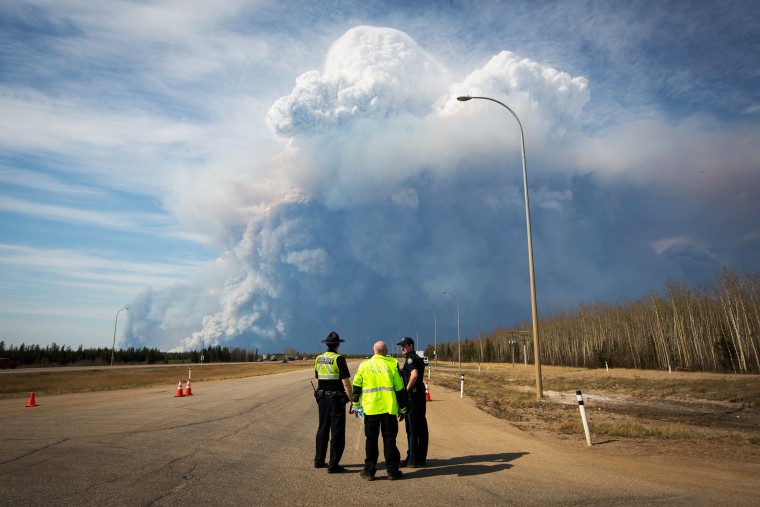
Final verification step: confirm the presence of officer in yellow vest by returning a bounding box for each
[314,331,353,473]
[352,341,408,481]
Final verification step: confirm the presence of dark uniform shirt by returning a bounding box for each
[400,351,426,398]
[315,353,350,391]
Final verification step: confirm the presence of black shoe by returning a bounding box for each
[327,465,345,474]
[387,470,403,481]
[408,462,419,468]
[360,470,375,481]
[399,459,408,468]
[314,462,326,469]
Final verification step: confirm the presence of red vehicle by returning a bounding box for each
[0,358,19,369]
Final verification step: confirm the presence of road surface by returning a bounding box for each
[1,365,757,506]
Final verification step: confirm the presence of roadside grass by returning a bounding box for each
[429,363,760,444]
[0,362,313,399]
[546,375,760,407]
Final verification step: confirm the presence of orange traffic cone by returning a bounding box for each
[25,392,38,407]
[184,379,193,396]
[424,381,431,401]
[174,380,184,397]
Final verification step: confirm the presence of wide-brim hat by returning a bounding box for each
[321,331,345,344]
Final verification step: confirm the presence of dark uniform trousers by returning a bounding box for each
[363,413,401,473]
[315,392,346,468]
[405,393,429,465]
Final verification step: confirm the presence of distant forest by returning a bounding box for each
[3,268,758,374]
[0,342,357,367]
[0,343,263,367]
[428,268,760,374]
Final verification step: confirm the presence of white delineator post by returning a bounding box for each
[576,390,592,446]
[460,374,464,398]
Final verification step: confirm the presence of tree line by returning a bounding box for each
[0,339,361,367]
[427,268,759,374]
[0,342,262,366]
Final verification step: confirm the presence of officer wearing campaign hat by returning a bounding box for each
[397,336,428,467]
[313,331,353,473]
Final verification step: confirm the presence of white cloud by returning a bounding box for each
[266,26,448,137]
[0,195,206,243]
[451,51,589,124]
[391,187,419,209]
[0,88,203,152]
[282,249,331,275]
[0,243,201,288]
[576,116,760,194]
[0,166,107,198]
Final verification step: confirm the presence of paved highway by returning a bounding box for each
[1,365,757,506]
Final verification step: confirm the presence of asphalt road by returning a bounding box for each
[1,365,758,506]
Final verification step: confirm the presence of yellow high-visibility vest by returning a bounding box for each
[353,354,405,416]
[315,351,341,380]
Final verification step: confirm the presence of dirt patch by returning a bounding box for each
[572,392,760,431]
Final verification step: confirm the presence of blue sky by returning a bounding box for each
[1,0,759,355]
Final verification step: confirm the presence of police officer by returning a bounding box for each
[397,336,428,467]
[352,341,408,481]
[314,331,353,473]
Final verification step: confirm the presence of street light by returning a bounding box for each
[509,330,531,369]
[421,306,437,367]
[111,307,128,366]
[408,319,419,346]
[442,291,461,370]
[201,327,206,364]
[457,94,543,399]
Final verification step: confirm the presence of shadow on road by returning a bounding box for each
[407,452,528,478]
[346,452,528,479]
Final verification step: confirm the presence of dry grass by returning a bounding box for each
[0,361,313,399]
[429,362,760,448]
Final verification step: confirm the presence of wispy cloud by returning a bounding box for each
[0,166,108,198]
[0,243,203,285]
[0,195,198,239]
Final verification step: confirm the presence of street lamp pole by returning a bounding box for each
[111,307,128,366]
[457,95,543,399]
[442,291,461,370]
[201,328,206,364]
[408,319,419,346]
[421,306,437,366]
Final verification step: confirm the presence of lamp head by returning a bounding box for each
[456,96,472,102]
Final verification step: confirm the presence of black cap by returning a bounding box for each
[321,331,345,344]
[397,336,414,347]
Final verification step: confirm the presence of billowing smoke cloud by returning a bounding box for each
[123,25,758,354]
[266,26,449,137]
